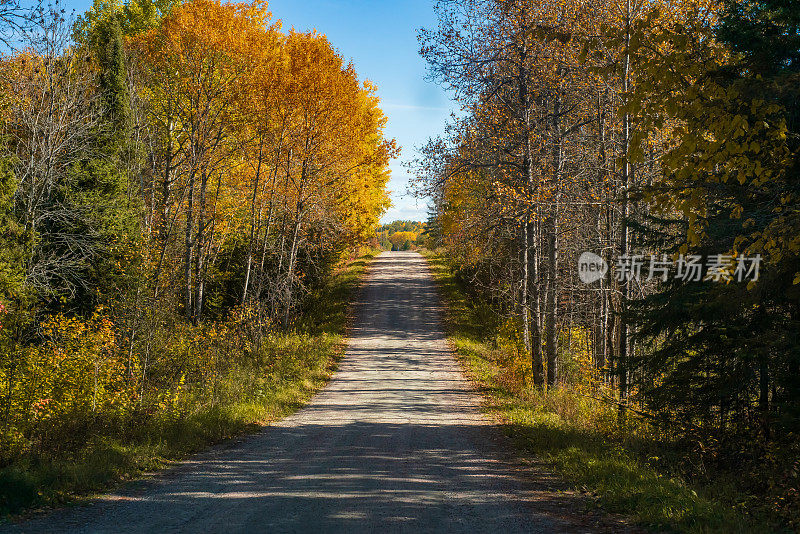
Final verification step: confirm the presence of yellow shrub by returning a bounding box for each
[558,327,602,395]
[0,311,131,446]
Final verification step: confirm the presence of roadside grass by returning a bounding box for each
[421,249,771,534]
[0,250,376,519]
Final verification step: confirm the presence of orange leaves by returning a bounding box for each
[16,311,125,420]
[129,0,393,296]
[276,29,394,243]
[150,0,272,60]
[132,0,276,113]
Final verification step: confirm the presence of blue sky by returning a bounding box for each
[265,0,453,223]
[66,0,455,223]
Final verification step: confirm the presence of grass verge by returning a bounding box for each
[0,250,376,519]
[421,249,772,534]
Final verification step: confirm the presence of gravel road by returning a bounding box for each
[3,252,606,533]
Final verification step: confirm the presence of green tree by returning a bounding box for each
[717,0,800,75]
[626,0,800,451]
[0,157,24,304]
[74,0,179,43]
[64,13,142,313]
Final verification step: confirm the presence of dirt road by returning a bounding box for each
[4,252,601,533]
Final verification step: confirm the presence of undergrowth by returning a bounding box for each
[0,250,376,518]
[422,249,783,534]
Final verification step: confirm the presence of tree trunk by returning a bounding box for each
[618,0,632,407]
[194,170,209,323]
[544,90,562,387]
[242,134,266,305]
[543,210,558,386]
[284,206,303,326]
[184,169,196,322]
[152,117,174,299]
[518,41,545,387]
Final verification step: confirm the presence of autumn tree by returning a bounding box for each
[128,0,393,325]
[132,0,273,322]
[418,0,625,387]
[0,7,139,309]
[0,0,394,504]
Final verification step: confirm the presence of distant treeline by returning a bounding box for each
[374,220,426,251]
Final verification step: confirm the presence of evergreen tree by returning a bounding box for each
[63,14,141,313]
[717,0,800,75]
[629,0,800,450]
[0,157,24,303]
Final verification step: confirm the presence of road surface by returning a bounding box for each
[4,252,606,533]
